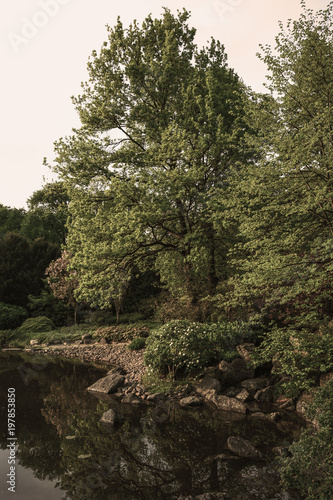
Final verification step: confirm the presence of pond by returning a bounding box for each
[0,351,304,500]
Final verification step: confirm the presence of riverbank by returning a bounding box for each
[25,342,147,387]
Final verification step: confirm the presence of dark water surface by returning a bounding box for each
[0,351,304,500]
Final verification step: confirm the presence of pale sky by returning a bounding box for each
[0,0,329,208]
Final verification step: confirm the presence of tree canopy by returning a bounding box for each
[50,8,255,315]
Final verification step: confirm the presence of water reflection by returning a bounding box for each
[0,351,303,500]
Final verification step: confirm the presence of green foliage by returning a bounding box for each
[0,302,28,330]
[27,291,68,326]
[93,324,150,343]
[0,330,16,346]
[17,316,55,335]
[254,325,333,396]
[50,8,255,317]
[223,1,333,330]
[0,204,25,237]
[144,320,229,376]
[280,379,333,499]
[127,337,147,350]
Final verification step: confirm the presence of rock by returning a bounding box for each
[180,396,203,407]
[195,376,221,396]
[121,393,142,405]
[240,377,270,392]
[30,339,39,346]
[254,385,275,402]
[227,436,262,459]
[276,395,296,410]
[214,395,247,413]
[202,366,222,381]
[146,393,166,403]
[218,359,255,387]
[204,389,218,406]
[235,389,252,403]
[236,343,256,362]
[87,373,125,394]
[270,412,282,423]
[100,408,123,425]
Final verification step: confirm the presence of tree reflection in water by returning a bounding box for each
[0,352,303,500]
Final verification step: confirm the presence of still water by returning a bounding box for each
[0,351,304,500]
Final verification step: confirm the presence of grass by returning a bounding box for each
[0,320,162,349]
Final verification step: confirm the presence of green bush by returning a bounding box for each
[93,324,150,343]
[17,316,55,334]
[144,320,231,377]
[280,379,333,499]
[0,302,28,330]
[254,325,333,396]
[128,337,147,350]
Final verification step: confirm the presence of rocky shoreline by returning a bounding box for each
[19,340,313,432]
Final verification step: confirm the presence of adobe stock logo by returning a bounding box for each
[8,0,72,53]
[213,0,244,21]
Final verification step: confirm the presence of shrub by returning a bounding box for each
[0,302,28,330]
[17,316,55,334]
[127,337,147,350]
[93,324,150,343]
[280,380,333,499]
[254,325,333,396]
[0,330,15,346]
[144,320,230,377]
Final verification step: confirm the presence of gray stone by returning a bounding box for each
[215,395,247,413]
[180,396,203,407]
[100,408,123,425]
[236,343,256,362]
[146,393,166,402]
[227,436,262,459]
[235,388,252,403]
[87,373,125,394]
[254,385,275,402]
[219,359,255,387]
[241,377,270,391]
[196,376,221,396]
[204,389,218,405]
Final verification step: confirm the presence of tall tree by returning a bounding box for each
[222,2,333,386]
[49,8,255,314]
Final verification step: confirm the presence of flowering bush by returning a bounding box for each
[144,320,232,376]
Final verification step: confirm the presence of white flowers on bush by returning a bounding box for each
[144,319,251,375]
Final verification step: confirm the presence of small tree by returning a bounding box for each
[45,250,79,324]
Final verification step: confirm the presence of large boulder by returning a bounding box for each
[180,396,203,407]
[87,373,125,394]
[214,395,247,414]
[218,359,255,388]
[241,378,270,392]
[195,376,221,396]
[227,436,262,459]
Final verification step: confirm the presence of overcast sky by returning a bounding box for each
[1,0,329,208]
